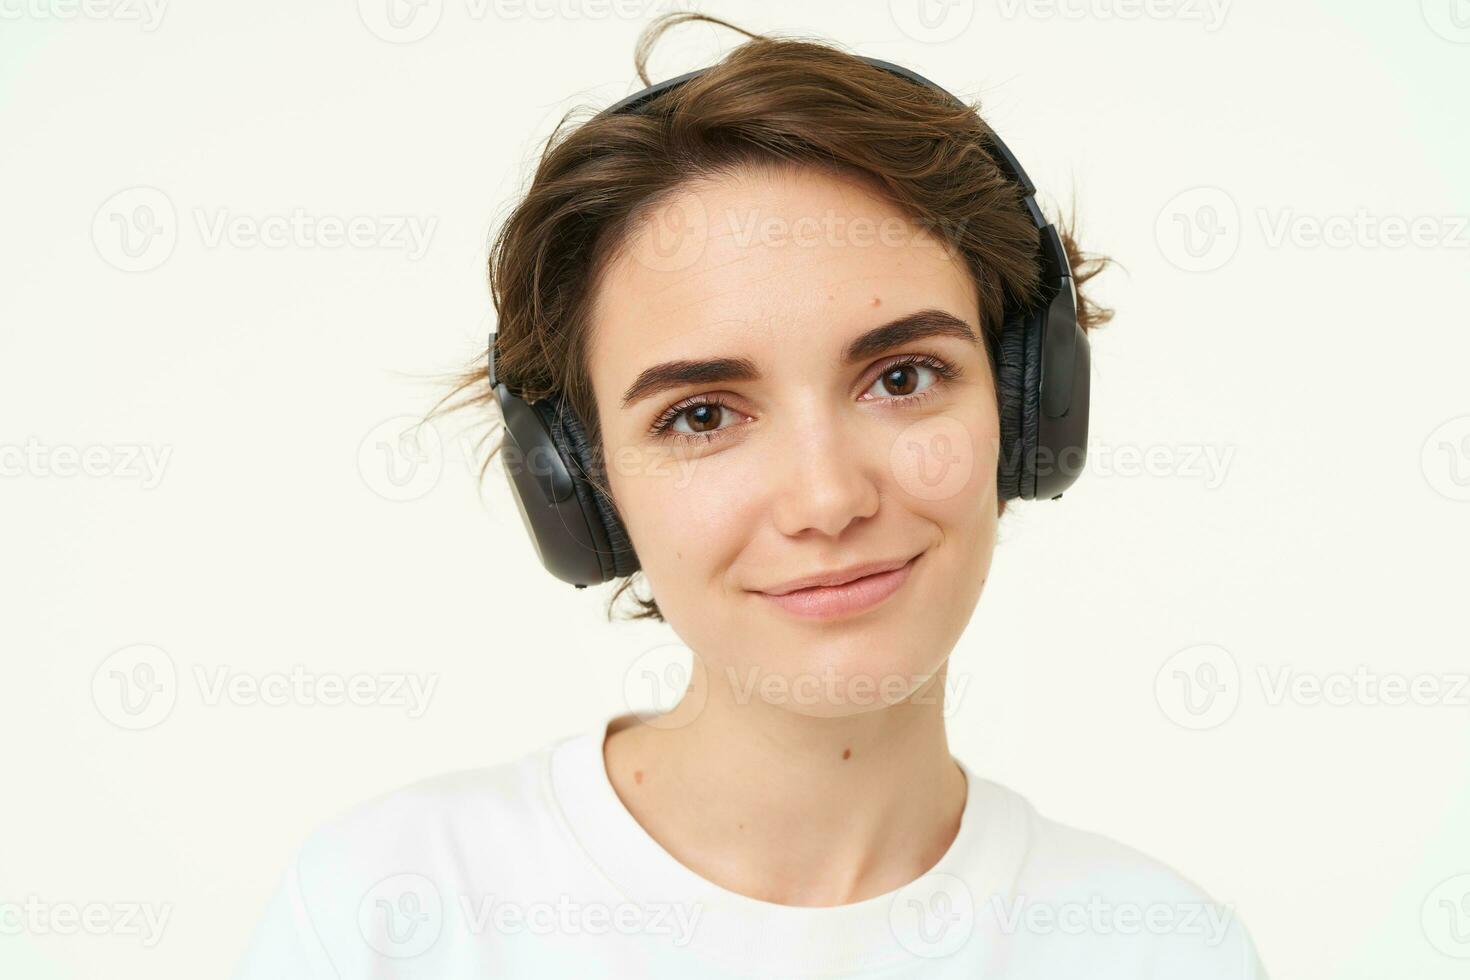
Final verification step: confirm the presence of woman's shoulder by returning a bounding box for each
[315,745,554,833]
[235,734,591,977]
[285,733,581,896]
[1011,789,1222,895]
[982,778,1268,978]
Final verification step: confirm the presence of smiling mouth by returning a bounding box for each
[755,552,923,621]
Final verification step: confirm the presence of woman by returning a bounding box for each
[236,14,1266,978]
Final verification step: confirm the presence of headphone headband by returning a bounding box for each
[495,55,1079,414]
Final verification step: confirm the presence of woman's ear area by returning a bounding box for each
[576,264,625,496]
[577,256,660,567]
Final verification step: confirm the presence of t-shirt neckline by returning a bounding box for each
[547,709,1031,975]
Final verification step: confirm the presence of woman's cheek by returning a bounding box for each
[613,445,752,587]
[885,411,998,520]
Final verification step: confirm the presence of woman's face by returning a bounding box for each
[587,164,1000,718]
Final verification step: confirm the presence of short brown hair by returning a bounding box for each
[437,12,1113,623]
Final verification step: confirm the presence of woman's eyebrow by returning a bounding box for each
[620,308,977,409]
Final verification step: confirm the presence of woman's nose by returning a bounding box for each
[767,407,882,539]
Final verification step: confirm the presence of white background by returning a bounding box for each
[2,1,1468,977]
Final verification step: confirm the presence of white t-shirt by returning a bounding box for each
[234,711,1267,978]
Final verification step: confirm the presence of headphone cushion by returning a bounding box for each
[1020,312,1043,499]
[547,397,640,580]
[996,311,1025,499]
[996,309,1044,500]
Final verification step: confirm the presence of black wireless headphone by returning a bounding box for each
[487,57,1090,588]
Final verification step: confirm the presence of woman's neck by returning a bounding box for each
[601,665,967,907]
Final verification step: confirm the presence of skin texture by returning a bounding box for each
[589,163,1001,906]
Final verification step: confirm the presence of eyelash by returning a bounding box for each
[647,353,962,446]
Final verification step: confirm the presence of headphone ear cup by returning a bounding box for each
[996,310,1043,500]
[545,397,640,580]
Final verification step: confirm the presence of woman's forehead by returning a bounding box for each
[590,167,976,369]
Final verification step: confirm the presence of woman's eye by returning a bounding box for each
[650,356,958,443]
[671,403,727,436]
[651,398,745,443]
[861,357,952,402]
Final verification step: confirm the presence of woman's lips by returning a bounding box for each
[757,553,920,620]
